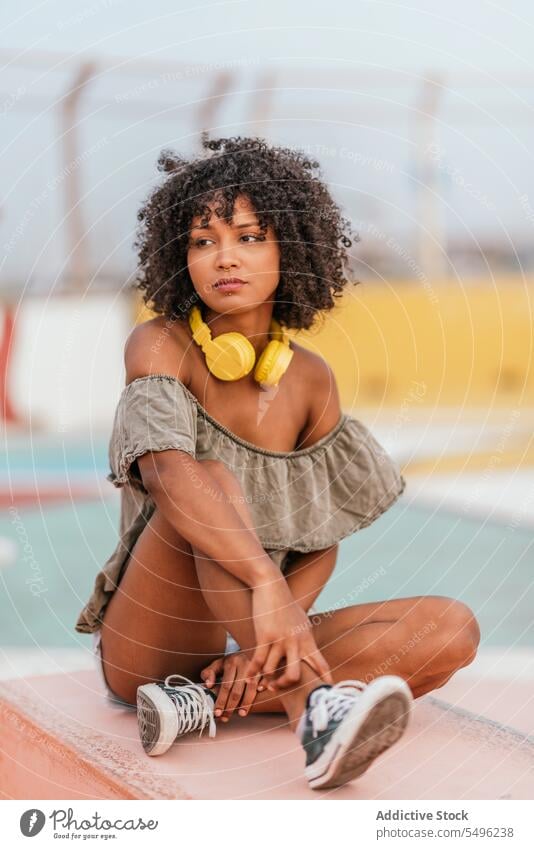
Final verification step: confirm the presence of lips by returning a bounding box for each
[213,278,247,292]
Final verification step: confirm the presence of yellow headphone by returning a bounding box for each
[188,305,293,386]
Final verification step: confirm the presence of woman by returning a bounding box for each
[75,135,480,791]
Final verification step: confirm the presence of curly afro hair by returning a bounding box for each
[134,134,358,330]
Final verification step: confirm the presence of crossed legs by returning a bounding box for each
[99,459,480,723]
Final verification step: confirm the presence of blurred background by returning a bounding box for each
[1,0,533,732]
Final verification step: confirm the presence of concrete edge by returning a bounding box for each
[2,675,533,801]
[424,695,534,760]
[0,680,192,800]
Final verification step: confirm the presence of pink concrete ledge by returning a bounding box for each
[0,670,533,800]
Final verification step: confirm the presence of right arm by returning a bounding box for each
[125,319,280,588]
[124,321,332,685]
[141,451,333,684]
[139,448,278,588]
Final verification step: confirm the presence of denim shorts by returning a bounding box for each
[92,630,241,710]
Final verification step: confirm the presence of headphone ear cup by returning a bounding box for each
[206,332,256,381]
[254,341,294,387]
[189,305,292,385]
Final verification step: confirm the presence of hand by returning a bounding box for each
[247,574,333,690]
[200,651,266,721]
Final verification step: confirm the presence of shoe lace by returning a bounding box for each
[308,680,367,738]
[163,674,217,739]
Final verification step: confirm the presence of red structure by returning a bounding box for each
[0,307,23,426]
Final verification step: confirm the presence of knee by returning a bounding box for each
[432,597,481,671]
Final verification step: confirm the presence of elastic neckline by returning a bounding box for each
[124,373,349,459]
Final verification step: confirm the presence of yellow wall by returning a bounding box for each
[134,276,534,408]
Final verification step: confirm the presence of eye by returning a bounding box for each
[191,238,214,248]
[240,233,265,243]
[189,233,266,248]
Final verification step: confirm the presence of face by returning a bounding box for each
[186,194,280,315]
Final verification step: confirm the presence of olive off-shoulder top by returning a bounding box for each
[75,374,406,634]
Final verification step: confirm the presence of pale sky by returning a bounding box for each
[2,1,533,289]
[2,0,533,71]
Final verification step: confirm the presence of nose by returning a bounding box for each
[215,240,240,271]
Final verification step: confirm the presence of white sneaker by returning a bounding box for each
[136,674,217,756]
[296,676,413,790]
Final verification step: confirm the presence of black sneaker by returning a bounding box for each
[296,676,412,790]
[137,674,217,756]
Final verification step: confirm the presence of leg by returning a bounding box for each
[194,461,480,715]
[99,505,227,705]
[99,457,325,716]
[243,596,479,711]
[196,570,480,711]
[300,594,480,699]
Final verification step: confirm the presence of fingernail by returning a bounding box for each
[258,685,264,692]
[221,716,229,723]
[238,709,246,716]
[214,709,222,716]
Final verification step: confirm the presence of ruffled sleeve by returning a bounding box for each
[107,375,198,491]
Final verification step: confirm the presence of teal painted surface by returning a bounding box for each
[0,435,109,477]
[1,496,532,649]
[316,505,534,648]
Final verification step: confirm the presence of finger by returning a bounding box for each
[222,664,248,719]
[200,657,223,682]
[200,658,224,689]
[245,644,269,682]
[305,647,334,685]
[214,664,237,720]
[238,675,262,716]
[262,644,284,684]
[271,641,301,690]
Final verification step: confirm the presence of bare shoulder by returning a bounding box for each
[290,341,343,447]
[290,341,339,396]
[124,315,193,386]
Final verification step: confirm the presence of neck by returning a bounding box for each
[202,302,275,355]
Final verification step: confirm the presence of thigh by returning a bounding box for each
[307,594,477,687]
[100,508,227,704]
[309,595,457,652]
